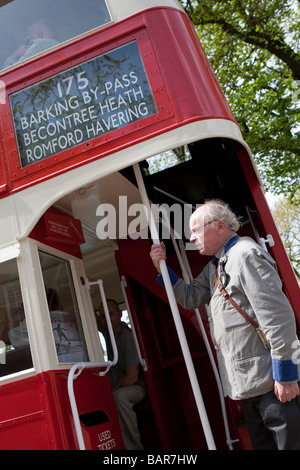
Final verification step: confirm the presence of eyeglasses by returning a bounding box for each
[190,219,218,236]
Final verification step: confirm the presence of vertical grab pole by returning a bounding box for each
[87,279,118,372]
[178,240,237,450]
[120,276,147,371]
[68,363,86,450]
[67,279,118,450]
[245,206,274,252]
[133,163,216,450]
[160,206,236,449]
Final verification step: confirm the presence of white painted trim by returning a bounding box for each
[0,368,36,386]
[68,256,105,363]
[12,238,104,376]
[0,242,20,263]
[17,238,56,373]
[107,0,183,23]
[1,119,260,248]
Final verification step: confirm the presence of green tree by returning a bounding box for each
[181,0,300,198]
[271,192,300,280]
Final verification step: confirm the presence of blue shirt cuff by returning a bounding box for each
[272,358,299,382]
[155,266,179,287]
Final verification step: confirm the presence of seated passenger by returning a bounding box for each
[4,20,59,68]
[97,299,147,450]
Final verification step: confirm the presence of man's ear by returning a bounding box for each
[217,220,226,231]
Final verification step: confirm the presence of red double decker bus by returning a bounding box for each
[0,0,299,451]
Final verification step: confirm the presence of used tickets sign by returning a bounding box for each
[9,41,157,168]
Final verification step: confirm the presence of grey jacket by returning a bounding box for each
[170,236,299,400]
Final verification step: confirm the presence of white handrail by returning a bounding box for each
[178,239,238,450]
[120,275,147,371]
[159,204,237,450]
[86,278,118,374]
[133,163,216,451]
[246,206,274,252]
[67,278,118,450]
[68,361,113,450]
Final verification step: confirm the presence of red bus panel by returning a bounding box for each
[0,8,236,195]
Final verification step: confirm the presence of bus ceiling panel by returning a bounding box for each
[54,171,158,242]
[137,138,256,223]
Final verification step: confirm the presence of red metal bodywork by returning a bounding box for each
[0,369,124,450]
[0,6,299,451]
[0,7,235,195]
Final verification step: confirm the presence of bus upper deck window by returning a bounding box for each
[0,0,111,71]
[0,258,33,377]
[39,251,88,364]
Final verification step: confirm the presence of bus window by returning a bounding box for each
[0,0,111,70]
[39,251,88,364]
[0,258,33,377]
[146,146,192,175]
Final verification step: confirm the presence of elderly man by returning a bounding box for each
[150,199,300,450]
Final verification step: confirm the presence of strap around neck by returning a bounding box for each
[224,234,239,253]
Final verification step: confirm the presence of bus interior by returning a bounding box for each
[50,136,265,450]
[0,131,295,450]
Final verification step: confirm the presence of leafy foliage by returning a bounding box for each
[180,0,300,198]
[271,192,300,280]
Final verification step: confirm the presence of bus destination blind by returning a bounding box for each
[9,41,158,168]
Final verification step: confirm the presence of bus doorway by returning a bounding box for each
[52,135,293,450]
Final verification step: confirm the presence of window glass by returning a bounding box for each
[0,0,111,70]
[146,146,192,175]
[0,258,33,377]
[39,251,88,363]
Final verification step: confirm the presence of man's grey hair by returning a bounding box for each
[202,199,241,232]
